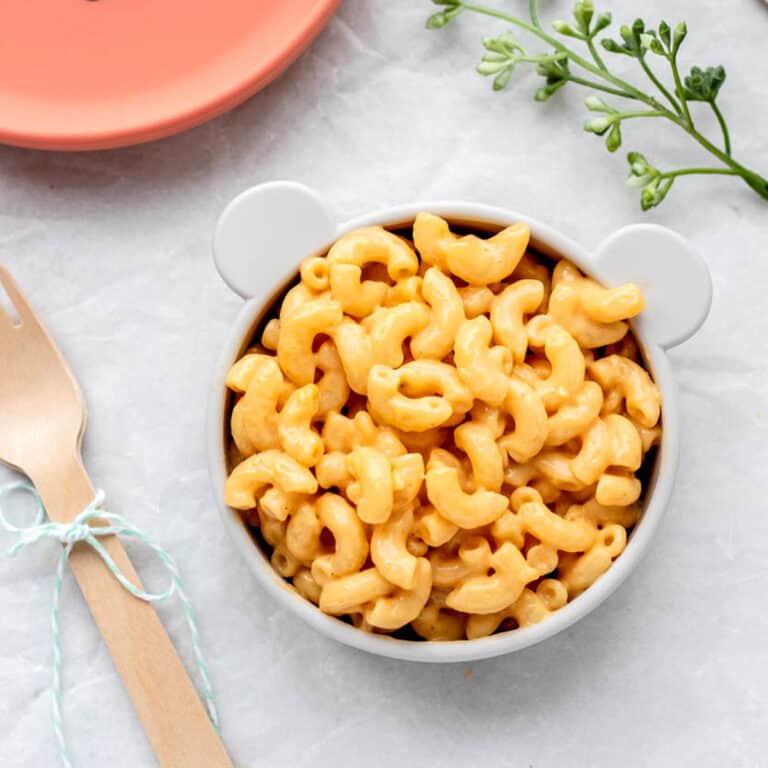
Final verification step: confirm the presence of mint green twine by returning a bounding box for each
[0,482,220,768]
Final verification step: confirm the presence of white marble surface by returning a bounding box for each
[1,1,767,766]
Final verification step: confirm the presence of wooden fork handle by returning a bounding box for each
[33,453,233,768]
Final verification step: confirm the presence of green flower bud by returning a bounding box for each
[673,21,687,49]
[585,95,610,111]
[658,20,671,48]
[593,12,612,34]
[426,11,452,29]
[640,33,665,56]
[534,79,567,101]
[573,1,594,35]
[482,36,504,53]
[639,177,672,210]
[683,65,726,102]
[493,68,514,91]
[619,24,633,45]
[498,32,522,49]
[626,175,651,189]
[477,60,506,76]
[552,20,579,37]
[584,115,614,135]
[605,122,622,152]
[626,152,659,189]
[640,180,660,210]
[601,38,628,55]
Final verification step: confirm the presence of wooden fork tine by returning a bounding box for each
[0,265,34,326]
[0,266,59,353]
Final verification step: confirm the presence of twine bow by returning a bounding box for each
[0,482,219,768]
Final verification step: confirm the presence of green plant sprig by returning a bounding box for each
[427,0,768,210]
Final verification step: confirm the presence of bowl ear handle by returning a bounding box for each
[213,181,337,299]
[592,223,712,350]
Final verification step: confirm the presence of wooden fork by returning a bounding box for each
[0,266,232,768]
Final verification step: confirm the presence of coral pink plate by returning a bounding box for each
[0,0,339,151]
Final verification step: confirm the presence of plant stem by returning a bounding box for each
[454,1,768,202]
[684,122,747,173]
[460,3,670,110]
[679,121,768,199]
[660,167,739,180]
[517,53,565,64]
[564,76,638,99]
[669,50,693,127]
[528,0,541,29]
[638,57,682,117]
[587,38,607,71]
[620,110,668,119]
[710,101,731,156]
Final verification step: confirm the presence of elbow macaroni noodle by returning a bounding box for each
[224,215,661,640]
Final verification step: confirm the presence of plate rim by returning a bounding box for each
[0,0,340,152]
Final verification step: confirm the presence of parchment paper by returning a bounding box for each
[1,1,767,765]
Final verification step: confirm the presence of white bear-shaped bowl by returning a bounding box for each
[207,181,711,663]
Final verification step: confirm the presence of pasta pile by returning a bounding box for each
[224,213,662,640]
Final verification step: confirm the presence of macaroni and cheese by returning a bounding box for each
[224,214,661,640]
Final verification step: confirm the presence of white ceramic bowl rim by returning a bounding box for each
[207,183,712,663]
